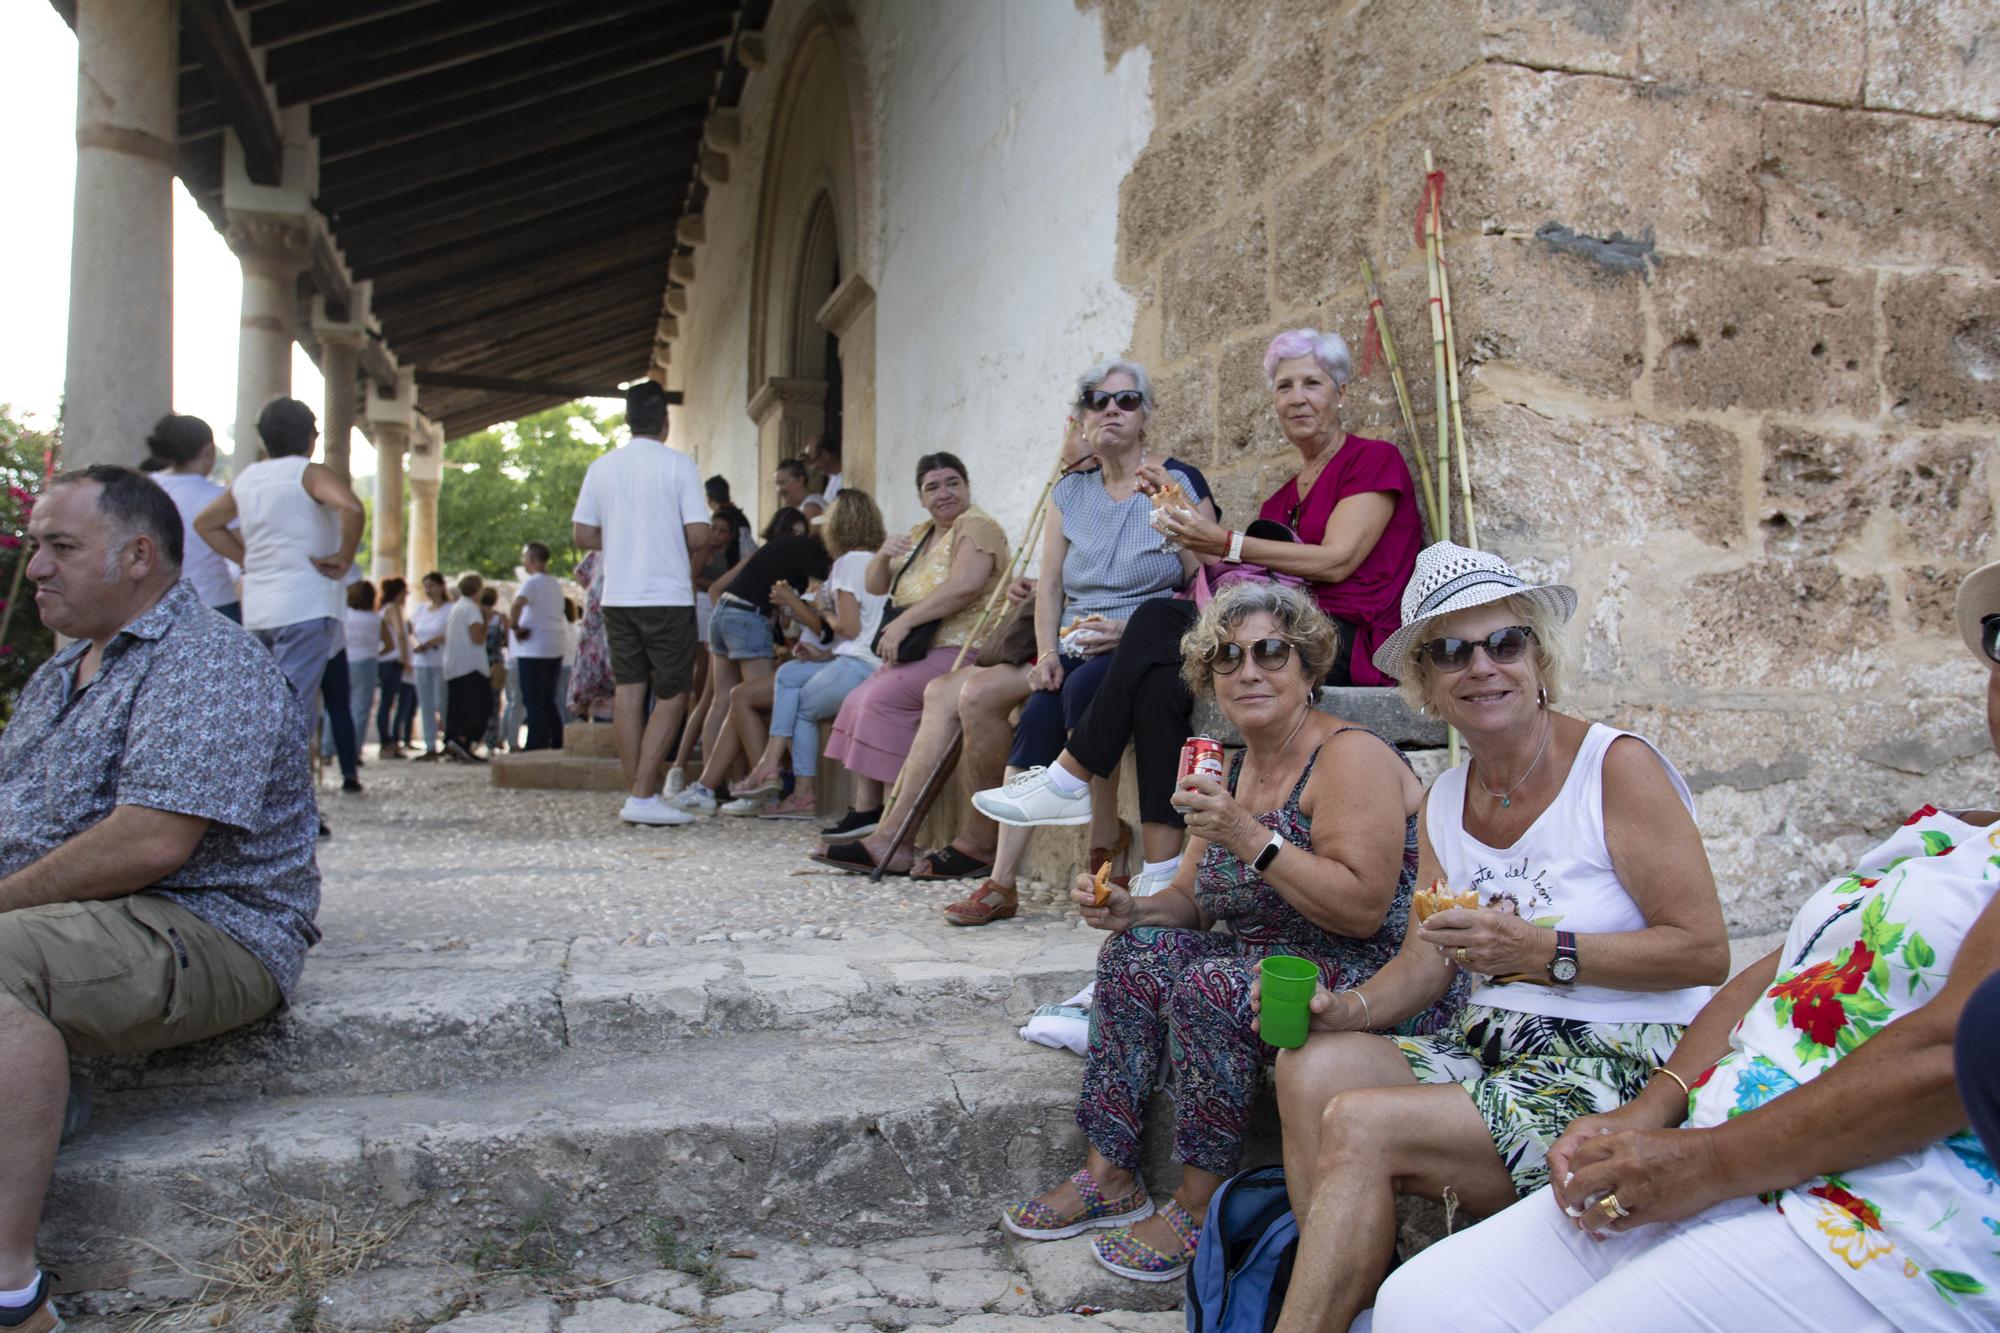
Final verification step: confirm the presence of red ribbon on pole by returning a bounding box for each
[1359,298,1386,378]
[1413,169,1447,250]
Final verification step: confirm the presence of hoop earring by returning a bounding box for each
[1537,685,1549,709]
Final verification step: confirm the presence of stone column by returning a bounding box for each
[405,417,445,583]
[313,285,372,486]
[364,367,416,581]
[61,0,178,471]
[369,426,407,579]
[225,212,311,475]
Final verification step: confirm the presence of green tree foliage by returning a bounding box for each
[434,402,620,581]
[0,406,59,726]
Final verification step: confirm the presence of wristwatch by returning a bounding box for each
[1224,530,1247,564]
[1251,829,1284,873]
[1549,930,1579,985]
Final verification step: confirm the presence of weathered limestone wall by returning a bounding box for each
[1096,0,2000,931]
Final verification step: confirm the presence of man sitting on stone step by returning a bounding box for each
[0,466,321,1332]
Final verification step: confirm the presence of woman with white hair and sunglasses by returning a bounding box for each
[1357,560,2000,1333]
[1264,543,1731,1333]
[978,328,1424,897]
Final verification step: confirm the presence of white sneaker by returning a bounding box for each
[972,767,1092,827]
[719,795,769,817]
[621,795,695,826]
[664,768,687,797]
[1127,864,1178,897]
[672,783,719,814]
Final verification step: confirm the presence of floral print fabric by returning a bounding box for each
[1395,1005,1682,1197]
[1075,734,1464,1176]
[1684,805,2000,1330]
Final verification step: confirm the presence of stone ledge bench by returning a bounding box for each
[1192,684,1446,751]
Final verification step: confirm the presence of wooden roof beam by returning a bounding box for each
[414,370,669,402]
[182,0,282,184]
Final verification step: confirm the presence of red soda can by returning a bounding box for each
[1178,736,1225,784]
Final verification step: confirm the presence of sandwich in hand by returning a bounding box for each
[1412,879,1480,924]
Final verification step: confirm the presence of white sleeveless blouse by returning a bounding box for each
[234,455,342,630]
[1426,722,1713,1025]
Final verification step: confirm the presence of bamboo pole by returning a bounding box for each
[1360,258,1436,536]
[1434,226,1478,550]
[1420,151,1452,550]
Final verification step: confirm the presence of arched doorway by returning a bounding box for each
[745,4,876,526]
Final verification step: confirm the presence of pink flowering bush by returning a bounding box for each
[0,406,56,727]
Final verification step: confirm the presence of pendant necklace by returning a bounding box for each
[1476,713,1551,809]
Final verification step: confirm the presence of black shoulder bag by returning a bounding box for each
[870,525,941,664]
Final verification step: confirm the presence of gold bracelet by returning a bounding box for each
[1649,1065,1690,1098]
[1346,989,1372,1029]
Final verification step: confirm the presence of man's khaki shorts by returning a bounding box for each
[602,604,696,699]
[0,896,281,1058]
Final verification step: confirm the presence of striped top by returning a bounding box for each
[1052,461,1198,624]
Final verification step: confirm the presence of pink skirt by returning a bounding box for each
[822,646,961,784]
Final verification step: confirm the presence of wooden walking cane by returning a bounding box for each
[868,453,1065,882]
[1360,257,1437,537]
[1420,151,1452,550]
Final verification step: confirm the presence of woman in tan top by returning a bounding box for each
[816,451,1008,842]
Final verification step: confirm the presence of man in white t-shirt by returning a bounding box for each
[571,381,710,826]
[508,541,567,752]
[441,574,491,764]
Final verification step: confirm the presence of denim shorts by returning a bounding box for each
[707,600,775,660]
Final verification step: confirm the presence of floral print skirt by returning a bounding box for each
[1394,1003,1683,1197]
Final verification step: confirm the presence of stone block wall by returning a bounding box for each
[1093,0,1999,931]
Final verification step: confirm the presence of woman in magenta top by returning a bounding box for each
[1156,328,1423,686]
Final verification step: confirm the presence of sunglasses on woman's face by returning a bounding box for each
[1081,389,1145,413]
[1210,637,1294,675]
[1419,625,1536,673]
[1984,613,2000,665]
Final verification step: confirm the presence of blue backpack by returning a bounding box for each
[1185,1165,1297,1333]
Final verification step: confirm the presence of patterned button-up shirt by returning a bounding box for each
[0,579,321,994]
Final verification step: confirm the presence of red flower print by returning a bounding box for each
[1903,805,1939,826]
[1770,941,1875,1048]
[1809,1181,1882,1231]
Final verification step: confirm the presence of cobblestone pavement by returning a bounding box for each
[314,754,1080,951]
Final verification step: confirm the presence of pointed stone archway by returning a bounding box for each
[746,3,877,525]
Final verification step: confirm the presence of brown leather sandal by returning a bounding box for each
[941,879,1018,927]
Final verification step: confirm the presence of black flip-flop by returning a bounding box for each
[910,845,994,881]
[807,841,905,876]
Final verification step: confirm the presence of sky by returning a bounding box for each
[2,5,355,477]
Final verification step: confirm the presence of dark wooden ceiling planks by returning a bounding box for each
[50,0,769,438]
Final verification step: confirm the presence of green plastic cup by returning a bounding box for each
[1259,955,1320,1049]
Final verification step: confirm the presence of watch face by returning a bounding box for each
[1551,957,1579,983]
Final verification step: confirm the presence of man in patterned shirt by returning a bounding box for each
[0,466,320,1332]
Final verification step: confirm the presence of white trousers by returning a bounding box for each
[1363,1187,1892,1333]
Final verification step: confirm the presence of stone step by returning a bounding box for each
[492,752,633,792]
[564,722,620,759]
[47,1021,1177,1300]
[80,923,1104,1099]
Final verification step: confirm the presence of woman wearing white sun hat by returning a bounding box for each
[1356,568,2000,1332]
[1260,541,1731,1333]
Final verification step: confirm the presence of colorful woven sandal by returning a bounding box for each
[1000,1169,1154,1240]
[1090,1195,1203,1282]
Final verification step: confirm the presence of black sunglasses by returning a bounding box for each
[1081,389,1146,413]
[1209,637,1294,675]
[1418,625,1536,673]
[1984,613,2000,665]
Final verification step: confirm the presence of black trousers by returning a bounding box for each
[1064,596,1362,826]
[445,671,494,750]
[517,655,564,751]
[1066,599,1200,828]
[319,649,359,781]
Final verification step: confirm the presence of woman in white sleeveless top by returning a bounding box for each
[140,413,240,619]
[1264,544,1730,1333]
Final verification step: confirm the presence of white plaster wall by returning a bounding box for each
[860,0,1151,558]
[670,0,1151,561]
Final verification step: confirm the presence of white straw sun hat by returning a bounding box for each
[1372,542,1579,680]
[1956,559,2000,665]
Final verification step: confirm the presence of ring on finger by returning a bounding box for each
[1455,946,1469,963]
[1599,1193,1629,1220]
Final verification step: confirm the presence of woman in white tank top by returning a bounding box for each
[1265,544,1730,1332]
[140,413,240,618]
